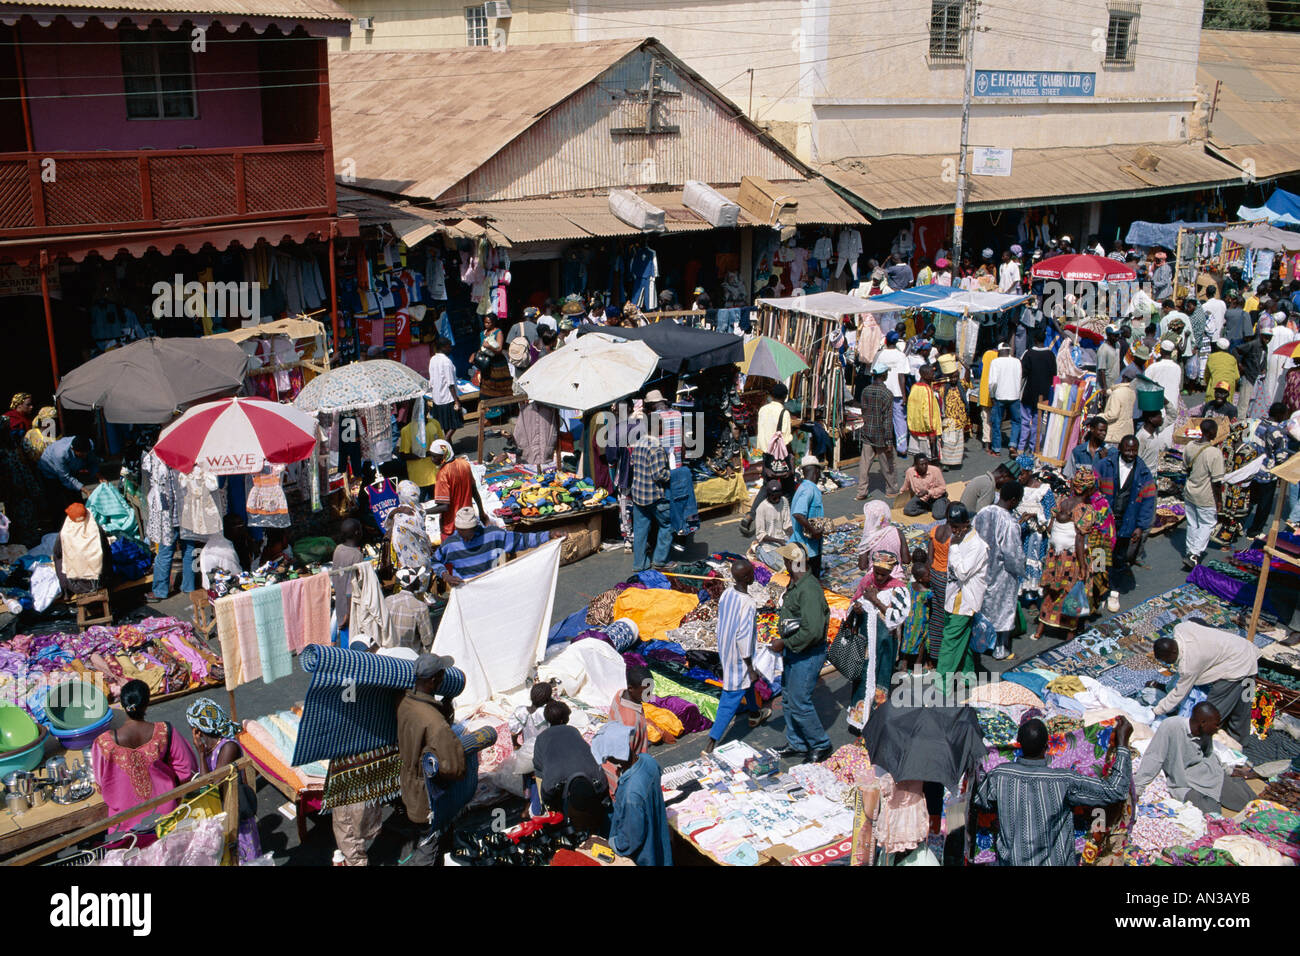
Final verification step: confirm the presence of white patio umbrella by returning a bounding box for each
[293,359,430,414]
[516,333,659,412]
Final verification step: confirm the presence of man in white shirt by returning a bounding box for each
[1202,286,1227,341]
[876,331,912,456]
[1135,410,1169,473]
[987,343,1024,454]
[1144,340,1183,415]
[997,251,1021,294]
[1150,619,1259,744]
[427,336,462,439]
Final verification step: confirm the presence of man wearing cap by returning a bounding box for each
[1096,326,1123,392]
[1151,251,1173,301]
[987,343,1023,455]
[645,389,683,469]
[397,653,469,865]
[773,541,831,761]
[507,306,540,346]
[1123,342,1151,384]
[431,506,553,587]
[429,440,487,539]
[790,454,826,578]
[1193,384,1239,422]
[1203,336,1240,405]
[876,332,911,455]
[856,365,900,499]
[384,567,436,651]
[629,423,673,572]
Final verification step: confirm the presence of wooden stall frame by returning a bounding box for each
[1245,466,1291,644]
[1034,400,1084,469]
[5,758,250,866]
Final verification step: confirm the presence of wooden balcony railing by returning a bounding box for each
[0,143,332,237]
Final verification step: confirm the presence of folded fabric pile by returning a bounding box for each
[0,616,223,710]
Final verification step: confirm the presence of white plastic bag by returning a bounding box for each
[30,562,60,612]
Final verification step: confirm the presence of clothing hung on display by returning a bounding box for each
[246,464,291,529]
[178,467,223,539]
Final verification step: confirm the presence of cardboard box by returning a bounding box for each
[737,176,798,227]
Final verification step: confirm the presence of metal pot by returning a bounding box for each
[27,786,47,809]
[43,756,68,783]
[4,771,34,796]
[53,781,72,802]
[5,791,28,814]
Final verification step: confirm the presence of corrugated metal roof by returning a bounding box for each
[336,185,460,230]
[1198,30,1300,180]
[818,142,1242,219]
[330,40,648,203]
[452,179,865,245]
[0,0,349,20]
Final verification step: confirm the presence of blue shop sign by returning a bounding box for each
[973,70,1095,98]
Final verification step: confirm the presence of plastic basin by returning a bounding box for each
[42,683,110,731]
[47,711,112,751]
[0,726,48,776]
[0,706,39,751]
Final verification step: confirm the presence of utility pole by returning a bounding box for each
[951,0,978,268]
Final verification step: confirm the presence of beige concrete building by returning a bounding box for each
[331,0,1205,165]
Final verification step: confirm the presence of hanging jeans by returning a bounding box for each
[152,531,196,598]
[781,644,831,753]
[892,397,908,455]
[988,399,1021,453]
[632,500,672,571]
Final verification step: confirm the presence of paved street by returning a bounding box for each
[127,434,1199,864]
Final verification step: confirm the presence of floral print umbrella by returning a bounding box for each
[293,359,430,413]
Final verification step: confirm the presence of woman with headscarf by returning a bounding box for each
[186,697,262,863]
[845,551,911,731]
[52,502,111,596]
[385,479,435,574]
[22,404,56,464]
[5,392,33,439]
[0,423,45,546]
[1074,466,1116,614]
[855,499,905,573]
[1033,466,1105,641]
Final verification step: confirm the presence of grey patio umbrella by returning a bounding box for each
[860,701,985,790]
[56,337,250,424]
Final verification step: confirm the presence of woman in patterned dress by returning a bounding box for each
[1034,468,1103,641]
[1074,466,1117,613]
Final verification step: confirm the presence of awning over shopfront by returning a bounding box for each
[1199,30,1300,181]
[0,215,359,268]
[818,142,1244,220]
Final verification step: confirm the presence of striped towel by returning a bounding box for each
[232,591,261,683]
[253,583,292,684]
[215,598,243,691]
[292,645,415,765]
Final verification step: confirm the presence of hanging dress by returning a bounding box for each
[246,463,291,529]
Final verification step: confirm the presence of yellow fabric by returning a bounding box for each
[613,588,699,645]
[1045,675,1087,697]
[59,514,103,581]
[693,471,749,507]
[399,419,446,487]
[978,349,998,407]
[1204,352,1240,401]
[641,702,684,743]
[906,384,943,435]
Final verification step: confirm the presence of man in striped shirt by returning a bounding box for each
[704,560,772,754]
[973,716,1133,866]
[431,507,556,587]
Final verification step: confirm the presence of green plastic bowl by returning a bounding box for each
[0,706,39,751]
[0,726,48,776]
[43,683,110,731]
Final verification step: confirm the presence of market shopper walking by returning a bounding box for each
[1182,419,1225,569]
[856,366,900,497]
[987,344,1023,454]
[790,455,826,578]
[705,559,772,754]
[773,542,831,762]
[1096,436,1156,604]
[936,503,989,683]
[629,431,673,572]
[973,482,1026,661]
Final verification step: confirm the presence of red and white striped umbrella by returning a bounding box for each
[153,396,317,475]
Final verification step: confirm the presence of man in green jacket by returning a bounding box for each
[772,542,831,762]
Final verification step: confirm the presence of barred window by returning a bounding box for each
[929,0,965,60]
[466,5,489,47]
[1105,3,1140,66]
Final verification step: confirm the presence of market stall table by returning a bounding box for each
[0,747,105,857]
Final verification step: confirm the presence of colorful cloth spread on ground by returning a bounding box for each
[0,616,223,713]
[292,645,415,765]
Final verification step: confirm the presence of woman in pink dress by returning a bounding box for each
[92,680,197,832]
